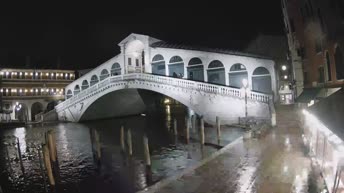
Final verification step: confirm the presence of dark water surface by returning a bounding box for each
[0,105,243,193]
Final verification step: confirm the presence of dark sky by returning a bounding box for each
[0,1,284,70]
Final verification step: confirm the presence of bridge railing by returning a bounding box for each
[56,73,271,112]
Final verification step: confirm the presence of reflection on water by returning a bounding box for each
[0,104,243,193]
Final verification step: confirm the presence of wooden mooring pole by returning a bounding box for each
[16,138,25,175]
[173,118,178,136]
[200,117,205,145]
[127,129,133,156]
[216,116,221,144]
[185,117,190,144]
[43,144,55,186]
[120,126,125,153]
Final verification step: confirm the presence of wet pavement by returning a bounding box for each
[152,105,321,193]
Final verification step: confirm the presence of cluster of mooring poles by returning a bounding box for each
[1,130,59,193]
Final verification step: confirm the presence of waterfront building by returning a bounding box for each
[0,68,75,121]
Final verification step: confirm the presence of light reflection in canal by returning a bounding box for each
[0,104,243,193]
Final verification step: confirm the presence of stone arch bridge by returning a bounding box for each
[55,73,273,125]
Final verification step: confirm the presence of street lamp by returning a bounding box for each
[242,79,249,125]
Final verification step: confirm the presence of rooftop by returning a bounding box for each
[150,41,273,60]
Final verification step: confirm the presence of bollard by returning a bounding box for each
[120,126,125,153]
[47,131,57,162]
[127,129,133,156]
[216,116,221,144]
[16,138,25,175]
[185,117,190,144]
[143,135,151,166]
[200,117,205,145]
[38,147,48,193]
[43,144,55,186]
[94,130,101,161]
[173,118,178,136]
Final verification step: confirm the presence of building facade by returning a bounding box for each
[282,0,344,104]
[0,68,75,122]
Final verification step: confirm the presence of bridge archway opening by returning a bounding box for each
[90,75,99,86]
[79,88,195,124]
[252,67,272,94]
[15,103,28,122]
[74,85,81,95]
[152,54,166,76]
[66,89,73,99]
[207,60,225,85]
[126,40,145,73]
[31,102,44,121]
[111,63,121,76]
[82,80,89,90]
[168,56,184,78]
[100,69,110,81]
[187,57,204,81]
[228,63,248,88]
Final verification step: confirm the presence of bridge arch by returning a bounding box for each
[66,89,73,99]
[207,60,225,85]
[187,57,204,81]
[151,54,166,76]
[100,69,110,81]
[82,80,89,90]
[228,63,248,88]
[252,67,272,94]
[168,56,184,78]
[74,85,81,95]
[111,63,121,76]
[90,75,99,86]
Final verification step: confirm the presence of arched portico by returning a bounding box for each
[31,102,43,121]
[90,75,99,86]
[207,60,225,85]
[187,57,204,81]
[228,63,248,88]
[252,67,272,94]
[82,80,89,90]
[151,54,166,76]
[168,56,184,78]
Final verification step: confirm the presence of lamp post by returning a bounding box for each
[242,79,248,125]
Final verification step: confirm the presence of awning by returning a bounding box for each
[296,88,322,103]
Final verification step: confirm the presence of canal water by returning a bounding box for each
[0,103,243,193]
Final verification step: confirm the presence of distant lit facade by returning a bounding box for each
[0,68,75,121]
[282,0,344,105]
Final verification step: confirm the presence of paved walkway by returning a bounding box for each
[154,105,314,193]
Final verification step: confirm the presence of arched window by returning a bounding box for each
[187,57,204,81]
[188,58,203,66]
[169,56,183,63]
[66,89,73,99]
[168,56,184,78]
[111,63,121,76]
[152,54,166,76]
[335,46,344,80]
[152,54,164,62]
[207,60,225,85]
[82,80,89,90]
[100,69,109,81]
[90,75,99,86]
[208,60,224,69]
[325,52,332,81]
[228,63,248,88]
[74,85,80,95]
[252,67,272,93]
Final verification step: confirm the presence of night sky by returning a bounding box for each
[0,1,284,70]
